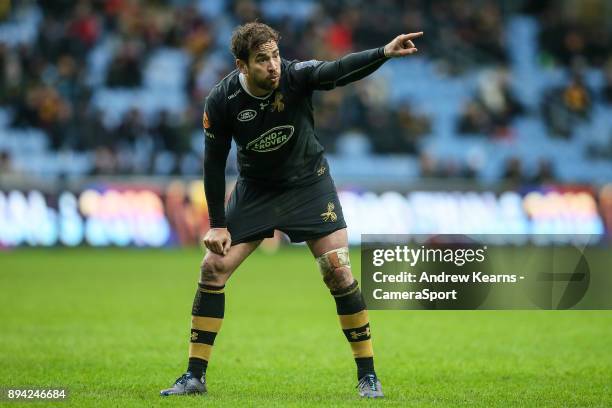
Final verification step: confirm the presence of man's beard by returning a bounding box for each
[254,76,278,91]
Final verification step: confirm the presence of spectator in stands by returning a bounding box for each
[396,104,430,154]
[233,0,261,24]
[479,70,523,134]
[314,91,344,153]
[38,15,81,61]
[471,1,507,63]
[74,107,111,151]
[116,108,146,147]
[91,146,118,175]
[418,152,475,179]
[542,88,573,138]
[424,0,506,72]
[0,150,12,175]
[55,54,84,105]
[458,101,493,135]
[325,9,358,57]
[502,157,526,185]
[10,87,39,128]
[182,13,212,58]
[543,73,591,138]
[152,109,192,174]
[67,1,100,52]
[530,158,557,185]
[365,106,403,154]
[563,73,591,118]
[535,1,611,68]
[25,85,73,149]
[459,69,523,137]
[0,45,6,97]
[0,0,9,21]
[419,152,438,178]
[106,40,143,87]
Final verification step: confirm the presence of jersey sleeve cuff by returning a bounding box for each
[378,46,389,59]
[209,219,227,228]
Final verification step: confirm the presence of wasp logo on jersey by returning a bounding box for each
[246,125,294,152]
[202,112,210,129]
[237,109,257,122]
[321,202,337,222]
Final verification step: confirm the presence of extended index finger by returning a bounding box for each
[402,32,423,41]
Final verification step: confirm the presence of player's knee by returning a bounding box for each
[324,266,354,290]
[316,247,354,291]
[200,254,230,285]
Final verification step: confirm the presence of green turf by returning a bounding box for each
[1,248,611,407]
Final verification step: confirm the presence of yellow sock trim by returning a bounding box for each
[199,287,225,294]
[192,316,223,332]
[339,310,369,329]
[350,339,374,358]
[189,343,213,361]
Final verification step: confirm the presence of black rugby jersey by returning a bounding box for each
[204,47,389,227]
[205,59,327,187]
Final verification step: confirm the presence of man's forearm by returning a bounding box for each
[203,147,229,228]
[311,47,388,89]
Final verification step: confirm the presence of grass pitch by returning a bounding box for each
[1,247,611,407]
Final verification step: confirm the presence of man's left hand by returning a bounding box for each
[384,32,423,58]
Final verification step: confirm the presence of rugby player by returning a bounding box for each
[161,22,422,399]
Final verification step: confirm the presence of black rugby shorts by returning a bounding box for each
[225,175,346,245]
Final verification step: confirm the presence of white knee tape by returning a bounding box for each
[316,247,351,276]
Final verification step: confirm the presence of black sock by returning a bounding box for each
[356,357,375,379]
[188,357,208,379]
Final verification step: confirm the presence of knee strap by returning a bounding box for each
[316,247,351,276]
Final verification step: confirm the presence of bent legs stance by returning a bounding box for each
[184,229,375,381]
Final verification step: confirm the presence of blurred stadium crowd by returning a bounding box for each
[0,0,611,185]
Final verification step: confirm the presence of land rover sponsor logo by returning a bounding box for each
[247,125,294,152]
[237,109,257,122]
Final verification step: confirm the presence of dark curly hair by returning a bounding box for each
[230,22,280,62]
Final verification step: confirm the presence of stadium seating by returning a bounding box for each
[0,2,610,183]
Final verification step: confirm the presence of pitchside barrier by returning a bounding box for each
[0,180,610,248]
